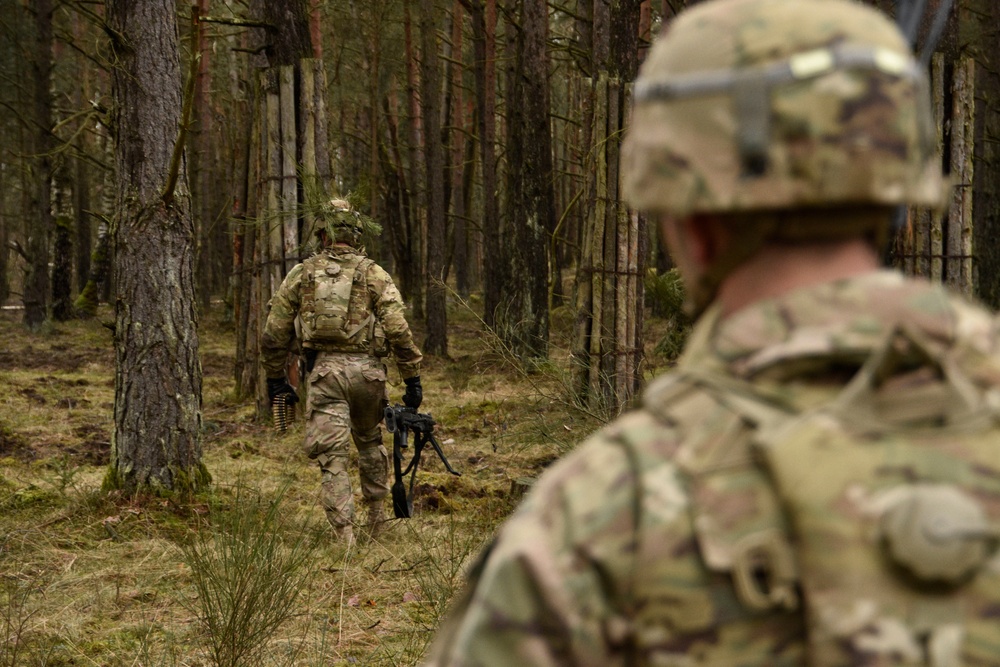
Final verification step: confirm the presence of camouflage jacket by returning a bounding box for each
[261,245,422,380]
[423,271,1000,666]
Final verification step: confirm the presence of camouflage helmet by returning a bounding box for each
[317,198,363,245]
[621,0,947,217]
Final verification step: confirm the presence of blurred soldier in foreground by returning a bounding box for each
[261,199,423,544]
[424,0,1000,664]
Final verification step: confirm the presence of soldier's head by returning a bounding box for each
[317,198,363,248]
[622,0,947,313]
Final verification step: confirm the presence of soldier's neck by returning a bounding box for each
[716,238,880,317]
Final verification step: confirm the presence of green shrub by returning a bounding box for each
[180,483,318,667]
[645,268,692,362]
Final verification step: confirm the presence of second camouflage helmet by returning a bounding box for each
[621,0,947,217]
[318,198,363,244]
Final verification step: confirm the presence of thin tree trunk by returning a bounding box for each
[51,215,73,321]
[471,0,500,326]
[106,0,206,493]
[72,8,93,296]
[500,0,553,358]
[0,161,7,305]
[280,65,298,274]
[24,0,54,329]
[403,3,426,317]
[949,56,975,295]
[421,0,448,355]
[192,3,214,308]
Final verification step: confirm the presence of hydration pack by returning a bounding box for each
[299,253,374,347]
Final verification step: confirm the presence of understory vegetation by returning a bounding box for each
[0,296,680,666]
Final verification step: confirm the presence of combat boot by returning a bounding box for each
[333,523,355,547]
[365,499,386,541]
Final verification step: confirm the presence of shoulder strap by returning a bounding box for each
[344,258,375,341]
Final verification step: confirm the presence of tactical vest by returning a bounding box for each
[298,252,377,351]
[622,327,1000,666]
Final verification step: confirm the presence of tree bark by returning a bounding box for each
[470,0,501,327]
[960,0,1000,307]
[572,0,647,413]
[51,215,73,321]
[421,0,449,356]
[23,0,55,329]
[106,0,206,494]
[403,3,426,317]
[72,8,93,298]
[500,0,554,358]
[251,0,312,68]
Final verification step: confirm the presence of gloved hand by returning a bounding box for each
[402,376,423,409]
[267,377,300,405]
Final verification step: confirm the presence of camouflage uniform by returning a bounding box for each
[262,244,422,532]
[423,272,1000,665]
[425,0,1000,664]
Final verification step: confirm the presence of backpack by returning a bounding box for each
[298,252,375,347]
[633,326,1000,665]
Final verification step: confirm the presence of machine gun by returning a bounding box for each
[384,404,461,518]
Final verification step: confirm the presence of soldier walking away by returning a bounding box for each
[261,199,423,545]
[423,0,1000,664]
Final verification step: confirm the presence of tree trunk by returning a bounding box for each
[251,0,312,68]
[72,8,93,298]
[74,221,111,317]
[500,0,554,358]
[51,215,73,321]
[237,0,316,413]
[106,0,206,494]
[74,155,92,298]
[403,3,426,317]
[572,0,647,414]
[961,0,1000,307]
[421,0,449,356]
[23,0,55,329]
[470,0,501,326]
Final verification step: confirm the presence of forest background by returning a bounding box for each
[0,0,998,665]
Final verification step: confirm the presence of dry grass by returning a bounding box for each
[0,296,677,666]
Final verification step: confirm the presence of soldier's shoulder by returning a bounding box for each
[364,262,401,294]
[363,260,392,280]
[518,408,685,531]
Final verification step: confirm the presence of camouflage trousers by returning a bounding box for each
[303,352,389,530]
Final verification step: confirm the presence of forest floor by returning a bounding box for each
[0,296,676,666]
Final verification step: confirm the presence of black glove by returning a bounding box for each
[402,376,423,409]
[267,378,300,405]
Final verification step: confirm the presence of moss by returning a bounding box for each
[0,483,60,511]
[74,281,101,317]
[102,461,212,497]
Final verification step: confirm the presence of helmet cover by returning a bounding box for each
[621,0,947,216]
